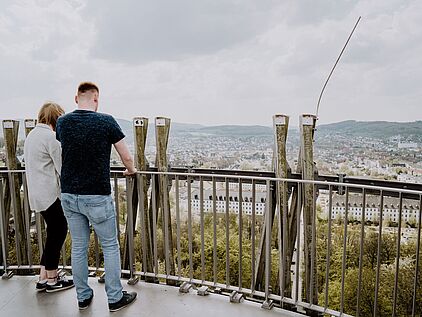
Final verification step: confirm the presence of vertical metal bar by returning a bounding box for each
[276,179,283,302]
[163,175,170,278]
[295,183,302,303]
[200,176,205,283]
[35,212,43,263]
[356,188,366,317]
[340,186,349,315]
[138,174,147,275]
[324,185,333,310]
[61,241,67,269]
[8,172,22,266]
[187,175,193,281]
[126,177,136,279]
[94,232,100,271]
[281,180,288,302]
[251,179,256,292]
[114,175,121,242]
[265,179,272,300]
[392,192,403,316]
[225,177,230,287]
[212,177,217,286]
[175,176,181,279]
[412,195,422,317]
[62,213,67,268]
[238,178,243,290]
[151,175,159,276]
[373,191,384,317]
[22,175,33,267]
[0,178,8,272]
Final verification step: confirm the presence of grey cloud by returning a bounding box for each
[31,32,76,62]
[83,0,279,63]
[280,0,359,26]
[1,0,421,126]
[64,0,84,9]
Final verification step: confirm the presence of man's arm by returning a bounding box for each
[113,138,137,175]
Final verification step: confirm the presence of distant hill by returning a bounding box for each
[197,125,272,136]
[117,119,204,134]
[116,120,272,138]
[317,120,422,138]
[118,120,422,139]
[1,119,420,142]
[116,119,206,144]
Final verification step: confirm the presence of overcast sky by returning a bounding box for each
[1,0,421,126]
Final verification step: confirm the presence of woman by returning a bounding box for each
[24,102,74,292]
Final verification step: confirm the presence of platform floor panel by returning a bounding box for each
[0,276,302,317]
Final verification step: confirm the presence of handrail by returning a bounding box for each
[1,169,421,317]
[2,166,421,194]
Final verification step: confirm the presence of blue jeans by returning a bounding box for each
[61,193,123,304]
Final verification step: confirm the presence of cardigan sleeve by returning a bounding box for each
[47,135,62,177]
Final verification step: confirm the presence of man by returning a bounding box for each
[56,82,137,312]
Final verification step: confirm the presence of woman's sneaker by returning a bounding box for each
[36,280,48,292]
[108,291,137,312]
[45,277,74,293]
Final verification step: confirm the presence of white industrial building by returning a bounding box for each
[322,193,420,224]
[191,183,267,215]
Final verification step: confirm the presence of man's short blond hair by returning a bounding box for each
[38,102,65,130]
[77,82,99,95]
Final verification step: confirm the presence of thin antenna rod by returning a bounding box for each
[316,16,361,118]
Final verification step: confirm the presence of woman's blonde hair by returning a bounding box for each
[38,102,65,130]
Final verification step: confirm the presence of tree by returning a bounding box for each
[317,221,421,316]
[363,232,397,268]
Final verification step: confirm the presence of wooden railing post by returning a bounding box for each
[299,114,318,310]
[22,120,37,268]
[254,116,285,292]
[133,117,154,282]
[24,119,36,138]
[24,119,48,272]
[0,177,8,277]
[255,199,276,291]
[273,115,294,300]
[155,117,175,285]
[23,119,45,264]
[2,120,28,267]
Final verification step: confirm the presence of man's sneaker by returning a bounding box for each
[78,292,94,310]
[36,280,48,292]
[45,277,74,293]
[108,291,137,312]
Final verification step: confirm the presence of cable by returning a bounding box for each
[315,16,362,119]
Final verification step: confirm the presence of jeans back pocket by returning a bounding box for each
[84,196,114,224]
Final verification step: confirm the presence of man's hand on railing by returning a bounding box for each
[123,167,137,176]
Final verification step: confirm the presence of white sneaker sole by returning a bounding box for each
[45,284,75,293]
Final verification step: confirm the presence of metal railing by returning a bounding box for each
[1,168,422,317]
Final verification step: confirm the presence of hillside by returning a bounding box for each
[317,120,422,138]
[196,125,272,136]
[116,120,272,138]
[1,119,421,141]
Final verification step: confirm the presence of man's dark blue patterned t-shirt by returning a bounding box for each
[56,110,125,195]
